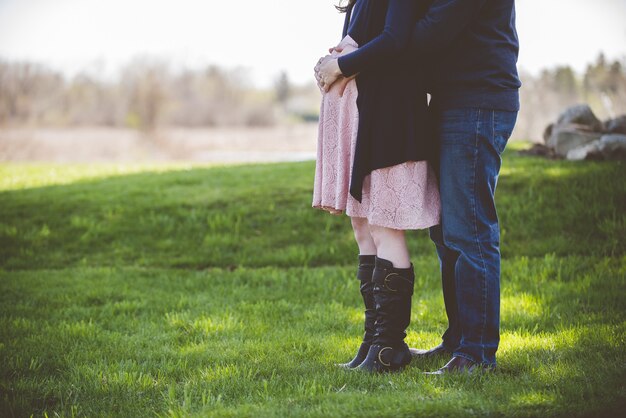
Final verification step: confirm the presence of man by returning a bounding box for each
[320,0,520,374]
[407,0,521,373]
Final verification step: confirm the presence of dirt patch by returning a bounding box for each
[0,124,319,163]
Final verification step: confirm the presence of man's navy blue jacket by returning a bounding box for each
[410,0,521,111]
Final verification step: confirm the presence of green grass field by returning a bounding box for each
[1,144,625,417]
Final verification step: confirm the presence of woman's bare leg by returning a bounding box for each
[351,217,377,255]
[368,224,410,268]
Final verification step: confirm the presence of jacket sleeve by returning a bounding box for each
[410,0,487,54]
[338,0,419,77]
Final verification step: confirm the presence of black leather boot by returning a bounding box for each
[357,257,414,373]
[338,255,376,369]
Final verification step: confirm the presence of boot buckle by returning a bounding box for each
[383,273,401,292]
[378,346,393,367]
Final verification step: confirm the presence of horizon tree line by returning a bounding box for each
[0,54,624,142]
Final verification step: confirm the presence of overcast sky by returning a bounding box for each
[0,0,625,86]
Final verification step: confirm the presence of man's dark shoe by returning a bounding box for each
[424,356,495,375]
[409,344,450,360]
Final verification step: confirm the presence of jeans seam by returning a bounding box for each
[492,111,496,149]
[453,351,477,364]
[473,109,488,362]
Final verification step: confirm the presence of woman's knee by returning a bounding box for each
[351,217,371,240]
[368,224,404,246]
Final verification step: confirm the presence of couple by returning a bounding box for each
[312,0,520,373]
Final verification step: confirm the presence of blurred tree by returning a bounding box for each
[121,59,169,132]
[1,53,622,137]
[65,74,121,126]
[274,71,291,105]
[583,53,626,118]
[0,62,56,126]
[553,66,578,104]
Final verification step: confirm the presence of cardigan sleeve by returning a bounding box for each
[338,0,419,77]
[409,0,487,54]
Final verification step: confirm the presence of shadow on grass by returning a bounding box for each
[1,156,624,271]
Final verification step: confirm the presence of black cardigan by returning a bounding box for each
[337,0,434,202]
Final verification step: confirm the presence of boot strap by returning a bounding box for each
[356,265,374,282]
[373,272,414,295]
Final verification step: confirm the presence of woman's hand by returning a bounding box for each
[333,44,357,57]
[335,74,357,97]
[331,45,359,96]
[317,58,342,92]
[314,43,357,93]
[314,55,333,92]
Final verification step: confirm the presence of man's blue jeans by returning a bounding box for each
[429,107,518,366]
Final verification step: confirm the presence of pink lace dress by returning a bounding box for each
[312,35,441,230]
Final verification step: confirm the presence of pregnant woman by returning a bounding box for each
[313,0,440,372]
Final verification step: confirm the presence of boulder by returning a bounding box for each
[566,134,626,161]
[556,104,603,132]
[543,123,554,144]
[603,115,626,135]
[548,125,602,157]
[566,142,602,161]
[598,134,626,160]
[538,105,624,161]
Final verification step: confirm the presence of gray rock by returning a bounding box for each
[556,104,603,132]
[603,116,626,135]
[548,125,602,157]
[543,123,554,145]
[599,134,626,160]
[566,142,601,161]
[565,134,626,161]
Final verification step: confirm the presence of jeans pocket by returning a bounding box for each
[440,108,481,146]
[492,111,518,155]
